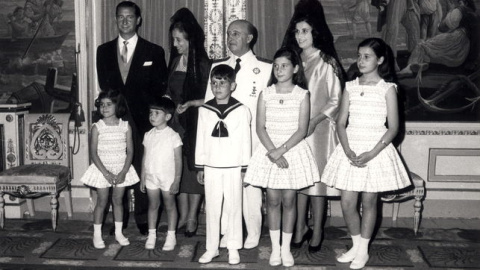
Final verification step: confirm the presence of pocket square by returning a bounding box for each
[143,61,153,66]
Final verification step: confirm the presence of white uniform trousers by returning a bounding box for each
[204,166,243,251]
[220,184,263,243]
[242,185,263,240]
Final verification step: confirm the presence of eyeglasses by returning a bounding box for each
[211,81,230,88]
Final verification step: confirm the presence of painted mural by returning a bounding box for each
[0,0,75,107]
[328,0,480,122]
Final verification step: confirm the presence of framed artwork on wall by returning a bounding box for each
[0,0,76,111]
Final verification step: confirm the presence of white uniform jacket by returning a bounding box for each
[205,50,272,151]
[195,98,252,170]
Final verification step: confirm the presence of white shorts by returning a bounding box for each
[145,174,172,192]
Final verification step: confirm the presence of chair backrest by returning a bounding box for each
[23,113,70,167]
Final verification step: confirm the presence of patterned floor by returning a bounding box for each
[0,218,479,269]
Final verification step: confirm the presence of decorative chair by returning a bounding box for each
[380,172,425,235]
[0,113,73,231]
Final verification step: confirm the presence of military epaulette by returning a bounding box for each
[256,56,273,64]
[213,57,230,63]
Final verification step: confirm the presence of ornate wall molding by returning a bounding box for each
[405,129,480,136]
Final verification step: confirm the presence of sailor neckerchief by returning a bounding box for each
[202,97,243,137]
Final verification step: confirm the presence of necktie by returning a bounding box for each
[234,58,241,74]
[121,41,128,64]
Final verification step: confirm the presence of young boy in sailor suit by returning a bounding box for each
[205,20,272,250]
[196,65,252,265]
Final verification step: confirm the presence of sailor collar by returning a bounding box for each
[202,98,243,137]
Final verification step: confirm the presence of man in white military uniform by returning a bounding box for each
[205,19,272,249]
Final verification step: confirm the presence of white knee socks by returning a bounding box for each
[269,230,281,266]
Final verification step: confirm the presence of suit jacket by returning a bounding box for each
[96,36,168,137]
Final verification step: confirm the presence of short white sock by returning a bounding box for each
[93,224,102,237]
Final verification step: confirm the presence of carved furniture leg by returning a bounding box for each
[0,192,4,229]
[391,202,400,227]
[51,194,58,231]
[413,195,423,235]
[64,188,73,218]
[26,199,36,217]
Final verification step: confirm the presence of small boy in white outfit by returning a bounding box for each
[195,65,252,265]
[140,96,182,251]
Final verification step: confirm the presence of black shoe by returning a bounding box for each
[184,219,198,238]
[308,243,322,253]
[308,237,324,253]
[137,223,148,235]
[290,228,313,249]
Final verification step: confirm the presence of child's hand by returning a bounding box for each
[115,171,127,185]
[196,171,204,185]
[169,181,180,195]
[176,102,190,114]
[104,171,116,185]
[354,151,375,167]
[267,148,284,163]
[275,156,289,169]
[140,179,146,193]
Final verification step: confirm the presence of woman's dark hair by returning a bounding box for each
[268,47,308,89]
[358,38,396,82]
[282,0,346,88]
[95,89,127,119]
[168,8,210,97]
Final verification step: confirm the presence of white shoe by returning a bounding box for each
[281,249,294,267]
[145,234,156,249]
[337,246,358,263]
[269,248,281,266]
[162,234,176,251]
[228,249,240,265]
[244,234,259,249]
[350,254,369,269]
[198,250,219,263]
[115,234,130,246]
[93,235,105,249]
[219,235,228,248]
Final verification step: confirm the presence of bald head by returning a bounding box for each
[227,20,258,56]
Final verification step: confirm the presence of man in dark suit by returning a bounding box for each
[96,1,168,235]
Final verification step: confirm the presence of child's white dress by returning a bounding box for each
[81,119,140,188]
[244,85,319,190]
[321,78,411,192]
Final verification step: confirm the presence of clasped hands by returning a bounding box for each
[346,149,374,168]
[105,171,126,187]
[266,148,289,169]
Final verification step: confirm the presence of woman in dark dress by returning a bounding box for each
[167,8,211,237]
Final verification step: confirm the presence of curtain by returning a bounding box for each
[98,0,297,61]
[246,0,297,60]
[99,0,205,60]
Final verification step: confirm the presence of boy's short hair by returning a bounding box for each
[210,64,236,83]
[148,95,175,116]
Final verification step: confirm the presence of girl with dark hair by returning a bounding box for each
[81,89,139,249]
[244,47,320,267]
[322,37,411,269]
[166,8,211,237]
[282,0,344,253]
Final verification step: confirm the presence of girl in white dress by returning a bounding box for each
[244,47,319,267]
[81,90,139,249]
[321,38,411,269]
